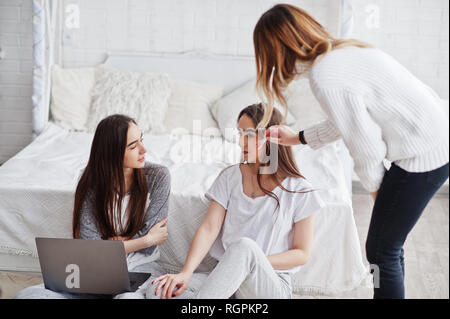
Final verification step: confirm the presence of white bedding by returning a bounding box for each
[0,122,369,295]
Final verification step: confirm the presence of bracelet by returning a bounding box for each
[299,130,307,145]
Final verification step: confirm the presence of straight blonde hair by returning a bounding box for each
[253,3,372,128]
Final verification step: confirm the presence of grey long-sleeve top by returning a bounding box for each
[78,162,171,256]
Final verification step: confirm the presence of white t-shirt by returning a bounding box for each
[114,193,159,271]
[205,164,325,274]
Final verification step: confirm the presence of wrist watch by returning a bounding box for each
[298,130,307,144]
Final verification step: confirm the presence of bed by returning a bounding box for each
[0,52,369,296]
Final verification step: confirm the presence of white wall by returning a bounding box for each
[351,0,449,99]
[60,0,338,67]
[0,0,448,164]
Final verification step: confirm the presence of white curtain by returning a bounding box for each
[32,0,60,139]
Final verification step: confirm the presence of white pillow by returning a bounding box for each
[284,78,327,131]
[86,66,171,133]
[163,80,223,136]
[209,79,296,141]
[50,65,96,131]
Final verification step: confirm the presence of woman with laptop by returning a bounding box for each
[15,114,171,299]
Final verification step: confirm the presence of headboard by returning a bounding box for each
[104,52,257,95]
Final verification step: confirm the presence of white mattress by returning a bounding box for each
[0,122,369,295]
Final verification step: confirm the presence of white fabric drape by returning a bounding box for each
[32,0,59,139]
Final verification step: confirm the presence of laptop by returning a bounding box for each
[35,237,152,296]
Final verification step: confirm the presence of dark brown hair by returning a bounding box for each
[238,103,311,212]
[72,114,148,239]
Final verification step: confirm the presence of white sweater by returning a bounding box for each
[303,46,449,192]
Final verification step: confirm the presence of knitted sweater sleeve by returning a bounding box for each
[79,191,102,240]
[312,87,387,192]
[303,119,341,149]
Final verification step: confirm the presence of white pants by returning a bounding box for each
[14,284,109,299]
[194,237,292,299]
[116,261,209,299]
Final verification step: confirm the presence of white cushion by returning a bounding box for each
[284,78,327,131]
[50,65,96,131]
[86,66,171,133]
[163,80,223,136]
[210,79,296,141]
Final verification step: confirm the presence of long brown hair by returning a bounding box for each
[73,114,149,239]
[238,103,310,212]
[253,3,372,127]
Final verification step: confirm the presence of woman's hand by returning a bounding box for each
[265,125,302,146]
[110,218,168,254]
[144,218,168,247]
[152,272,192,299]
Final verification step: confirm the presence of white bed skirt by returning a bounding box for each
[0,253,40,273]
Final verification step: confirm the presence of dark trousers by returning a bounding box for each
[365,162,449,299]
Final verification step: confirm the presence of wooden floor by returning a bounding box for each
[0,193,448,299]
[300,193,449,299]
